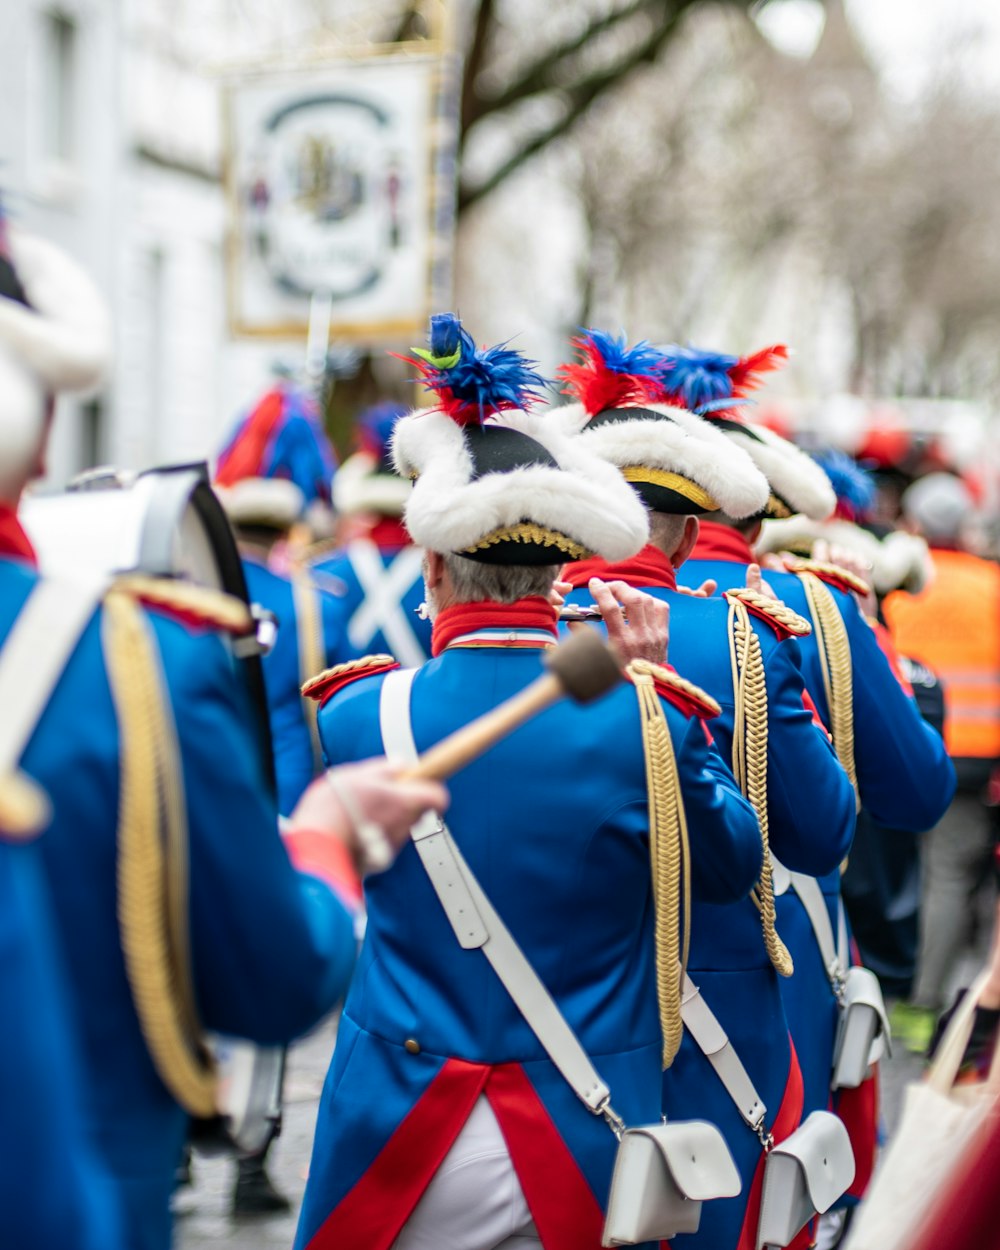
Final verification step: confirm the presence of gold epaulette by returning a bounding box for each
[299,537,341,567]
[782,556,870,599]
[302,653,398,704]
[627,659,721,720]
[723,586,812,638]
[111,575,253,636]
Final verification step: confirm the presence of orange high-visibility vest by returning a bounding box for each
[884,549,1000,760]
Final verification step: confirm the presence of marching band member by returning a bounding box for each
[310,399,433,667]
[0,220,447,1250]
[294,315,765,1250]
[219,475,353,818]
[0,211,123,1249]
[555,331,857,1250]
[661,343,955,1222]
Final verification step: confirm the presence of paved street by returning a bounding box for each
[177,1018,337,1250]
[176,996,939,1250]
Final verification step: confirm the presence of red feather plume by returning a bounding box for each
[557,335,662,416]
[728,344,790,398]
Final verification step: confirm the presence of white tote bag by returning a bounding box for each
[848,974,1000,1250]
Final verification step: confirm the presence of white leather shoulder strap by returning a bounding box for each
[680,972,768,1133]
[0,578,105,774]
[378,666,614,1119]
[787,869,849,989]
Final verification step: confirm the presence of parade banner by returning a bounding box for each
[224,51,456,341]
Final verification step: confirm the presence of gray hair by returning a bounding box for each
[440,553,560,604]
[648,512,689,558]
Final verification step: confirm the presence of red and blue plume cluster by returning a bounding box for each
[401,312,548,426]
[215,382,338,506]
[813,450,876,522]
[357,399,408,467]
[655,343,789,416]
[558,329,664,415]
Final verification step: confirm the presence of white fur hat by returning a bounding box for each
[710,417,836,521]
[759,516,932,596]
[654,341,835,521]
[554,332,770,519]
[332,400,411,517]
[0,223,112,485]
[217,477,305,530]
[391,315,648,563]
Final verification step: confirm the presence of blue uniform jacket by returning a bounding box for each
[1,837,123,1249]
[311,536,432,669]
[295,621,763,1250]
[680,521,955,1128]
[564,552,855,1250]
[243,555,354,814]
[3,554,357,1250]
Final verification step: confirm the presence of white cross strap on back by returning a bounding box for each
[347,541,427,668]
[680,973,768,1136]
[378,667,616,1122]
[0,578,105,775]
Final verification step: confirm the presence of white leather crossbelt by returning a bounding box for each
[379,668,613,1117]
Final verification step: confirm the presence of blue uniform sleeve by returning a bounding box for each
[838,591,955,831]
[166,626,357,1043]
[672,711,763,904]
[761,635,857,875]
[0,842,123,1250]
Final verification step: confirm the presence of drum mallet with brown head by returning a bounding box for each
[400,628,622,782]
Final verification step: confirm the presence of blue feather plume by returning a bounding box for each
[656,345,741,412]
[813,450,877,520]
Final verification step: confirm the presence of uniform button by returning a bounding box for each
[404,1038,421,1055]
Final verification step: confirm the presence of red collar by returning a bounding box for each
[431,597,558,656]
[0,504,37,566]
[691,520,754,566]
[366,516,413,550]
[563,544,677,591]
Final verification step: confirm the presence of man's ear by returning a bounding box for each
[424,549,446,591]
[673,515,701,568]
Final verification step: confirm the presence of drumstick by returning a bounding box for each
[400,629,622,782]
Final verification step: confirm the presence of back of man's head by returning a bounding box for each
[901,473,972,547]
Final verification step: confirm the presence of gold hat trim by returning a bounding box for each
[621,466,719,512]
[460,522,588,560]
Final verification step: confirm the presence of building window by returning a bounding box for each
[41,11,77,165]
[81,397,104,471]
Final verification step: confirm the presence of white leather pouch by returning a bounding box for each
[602,1120,741,1246]
[756,1110,855,1250]
[831,966,890,1090]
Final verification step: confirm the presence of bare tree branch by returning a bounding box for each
[458,1,695,212]
[470,0,655,123]
[460,0,498,135]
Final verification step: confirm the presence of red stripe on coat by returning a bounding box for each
[303,1057,489,1250]
[486,1062,607,1250]
[735,1040,805,1250]
[836,1064,879,1200]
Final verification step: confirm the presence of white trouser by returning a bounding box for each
[391,1095,541,1250]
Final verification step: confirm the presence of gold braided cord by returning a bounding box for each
[783,556,871,599]
[798,573,859,803]
[637,660,722,719]
[302,653,396,700]
[460,522,587,560]
[0,771,50,839]
[628,660,691,1068]
[102,590,217,1117]
[723,586,813,638]
[112,575,252,635]
[726,598,794,978]
[292,571,326,772]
